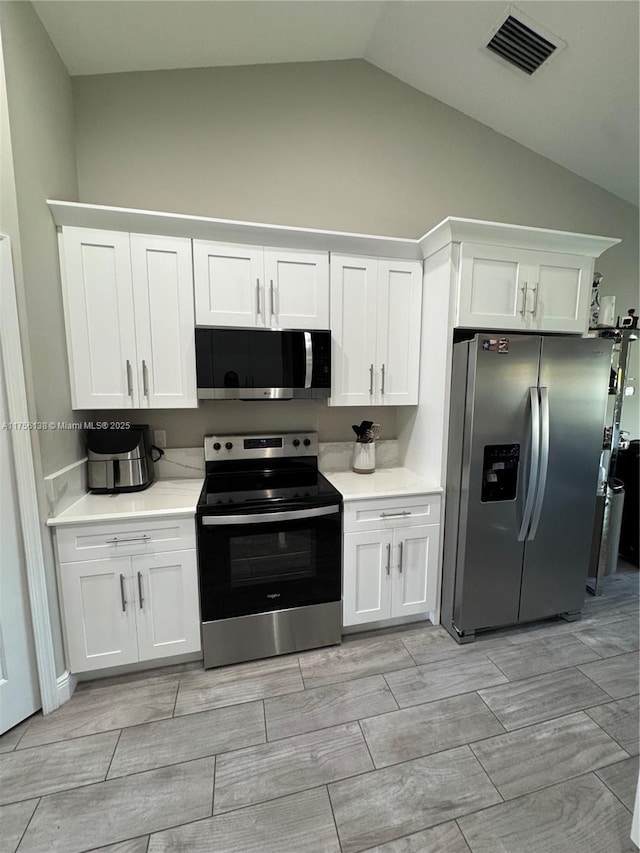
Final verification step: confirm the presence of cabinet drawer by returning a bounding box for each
[56,517,196,564]
[343,495,440,533]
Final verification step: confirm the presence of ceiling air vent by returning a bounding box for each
[487,14,557,75]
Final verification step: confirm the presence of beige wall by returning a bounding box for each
[1,0,80,676]
[73,59,639,438]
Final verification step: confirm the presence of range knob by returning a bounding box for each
[213,442,221,451]
[303,438,311,447]
[292,439,300,447]
[225,442,233,451]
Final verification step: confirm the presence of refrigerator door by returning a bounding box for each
[450,334,542,633]
[519,336,612,621]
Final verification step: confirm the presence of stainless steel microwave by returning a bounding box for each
[195,328,331,400]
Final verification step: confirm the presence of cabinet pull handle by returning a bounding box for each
[142,360,149,397]
[126,360,133,397]
[270,279,275,318]
[119,574,127,612]
[256,278,261,317]
[137,571,144,609]
[386,542,391,576]
[398,541,403,573]
[530,283,540,317]
[519,282,528,318]
[381,363,385,395]
[106,535,151,545]
[369,364,374,396]
[379,511,411,518]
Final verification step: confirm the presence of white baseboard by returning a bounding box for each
[54,670,77,708]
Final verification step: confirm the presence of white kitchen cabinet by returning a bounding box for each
[56,519,200,674]
[457,242,593,334]
[342,495,440,627]
[193,241,329,329]
[330,255,422,406]
[60,227,197,409]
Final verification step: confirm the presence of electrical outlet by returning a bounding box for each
[154,429,166,448]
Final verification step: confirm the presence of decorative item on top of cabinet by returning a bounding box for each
[457,242,594,334]
[193,241,329,329]
[59,227,197,409]
[330,255,422,406]
[55,517,200,673]
[342,494,440,626]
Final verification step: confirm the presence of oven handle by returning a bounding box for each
[201,504,341,525]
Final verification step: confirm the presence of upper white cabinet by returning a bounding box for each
[193,241,329,330]
[60,227,197,409]
[330,255,422,406]
[457,242,593,334]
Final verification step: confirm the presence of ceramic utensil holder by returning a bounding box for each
[352,441,375,474]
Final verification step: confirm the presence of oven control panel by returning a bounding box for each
[204,432,318,461]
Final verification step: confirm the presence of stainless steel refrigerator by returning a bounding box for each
[441,333,612,643]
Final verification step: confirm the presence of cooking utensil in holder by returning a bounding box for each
[352,440,376,474]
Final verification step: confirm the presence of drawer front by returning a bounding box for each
[56,517,196,564]
[343,495,440,533]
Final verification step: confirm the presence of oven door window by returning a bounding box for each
[197,510,341,620]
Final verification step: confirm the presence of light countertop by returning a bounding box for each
[323,467,442,501]
[47,479,203,526]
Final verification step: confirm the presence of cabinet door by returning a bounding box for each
[329,255,378,406]
[375,259,423,405]
[391,525,439,619]
[343,530,393,626]
[133,550,201,661]
[131,235,197,408]
[264,248,329,329]
[60,227,138,408]
[193,241,264,327]
[59,558,138,673]
[458,243,529,330]
[529,252,593,333]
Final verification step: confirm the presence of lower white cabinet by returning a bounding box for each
[342,498,440,627]
[56,520,201,673]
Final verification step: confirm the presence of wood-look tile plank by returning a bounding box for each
[578,652,640,699]
[147,787,340,852]
[470,711,628,799]
[265,675,397,741]
[360,821,471,853]
[457,774,636,853]
[384,652,507,708]
[0,799,38,853]
[586,695,639,755]
[596,756,640,811]
[575,617,639,658]
[478,667,611,730]
[18,680,178,748]
[328,745,501,853]
[400,626,479,665]
[361,692,504,768]
[484,634,601,681]
[298,637,414,689]
[90,838,150,853]
[174,656,303,715]
[0,718,32,754]
[17,757,214,853]
[214,722,373,813]
[108,700,265,778]
[0,731,118,805]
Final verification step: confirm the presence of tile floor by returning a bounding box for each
[1,567,638,853]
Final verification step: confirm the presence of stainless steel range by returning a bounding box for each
[196,432,343,668]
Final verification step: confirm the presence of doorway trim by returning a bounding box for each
[1,234,60,713]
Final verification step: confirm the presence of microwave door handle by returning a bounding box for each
[201,505,340,525]
[304,332,313,389]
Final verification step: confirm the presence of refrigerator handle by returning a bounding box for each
[518,387,540,542]
[528,386,550,541]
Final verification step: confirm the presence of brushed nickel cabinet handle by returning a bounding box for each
[142,360,149,397]
[106,535,151,545]
[369,364,374,396]
[381,363,385,395]
[270,279,275,318]
[256,278,261,317]
[386,542,391,576]
[398,541,403,574]
[519,282,529,318]
[380,511,411,518]
[119,574,127,612]
[126,360,133,397]
[137,571,144,609]
[530,283,540,317]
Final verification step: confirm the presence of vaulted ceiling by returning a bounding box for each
[32,1,639,205]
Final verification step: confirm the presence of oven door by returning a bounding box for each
[197,504,342,620]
